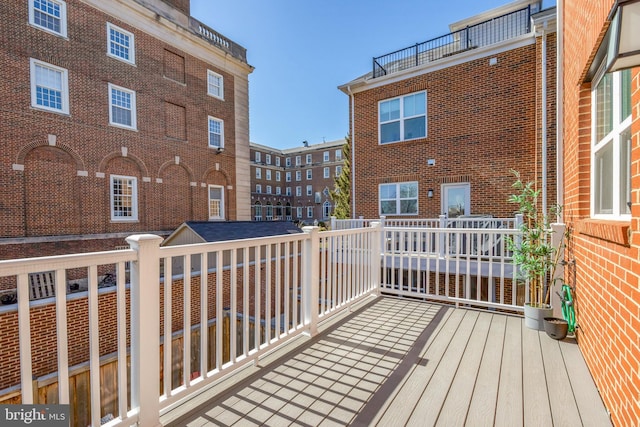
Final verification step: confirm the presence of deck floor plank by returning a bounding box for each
[161,298,612,427]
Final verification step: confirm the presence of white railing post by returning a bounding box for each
[126,234,163,427]
[302,226,320,336]
[439,214,447,257]
[330,216,336,230]
[380,216,386,252]
[550,223,566,318]
[370,222,382,296]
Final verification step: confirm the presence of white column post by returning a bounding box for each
[126,234,163,427]
[439,214,447,257]
[550,223,566,318]
[370,221,382,296]
[302,226,320,336]
[330,216,336,230]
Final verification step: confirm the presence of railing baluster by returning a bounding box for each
[88,265,101,427]
[54,269,69,405]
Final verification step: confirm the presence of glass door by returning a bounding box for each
[442,183,470,218]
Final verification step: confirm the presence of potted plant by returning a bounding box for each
[508,170,564,331]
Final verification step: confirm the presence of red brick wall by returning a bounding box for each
[0,0,239,256]
[351,38,557,219]
[563,1,640,425]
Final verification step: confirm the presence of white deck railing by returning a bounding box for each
[330,214,520,231]
[0,224,381,427]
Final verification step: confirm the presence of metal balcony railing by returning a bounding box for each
[372,6,532,78]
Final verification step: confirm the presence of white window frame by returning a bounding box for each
[379,91,427,144]
[208,116,224,149]
[335,166,342,177]
[323,151,330,162]
[286,187,291,196]
[276,187,282,195]
[307,207,314,218]
[297,207,303,218]
[255,152,261,163]
[306,169,312,180]
[29,0,67,37]
[108,83,137,130]
[266,185,272,194]
[296,171,302,181]
[208,184,225,220]
[276,171,281,182]
[110,175,138,221]
[30,59,69,114]
[275,157,281,167]
[255,168,262,179]
[207,70,224,100]
[286,157,292,167]
[296,186,302,197]
[107,23,135,65]
[323,201,332,219]
[256,184,262,193]
[335,149,342,161]
[306,154,312,164]
[295,156,301,166]
[266,170,272,181]
[306,185,313,196]
[286,172,291,182]
[254,202,262,221]
[379,181,419,216]
[265,154,271,165]
[323,167,330,178]
[591,67,632,219]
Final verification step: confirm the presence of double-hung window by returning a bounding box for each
[323,151,330,162]
[306,169,312,180]
[256,184,262,193]
[110,175,138,221]
[286,172,291,182]
[255,152,261,163]
[592,68,632,218]
[265,154,271,165]
[275,171,281,181]
[323,167,330,178]
[379,91,427,144]
[256,168,262,179]
[266,170,271,181]
[266,185,272,194]
[208,185,224,220]
[335,166,342,177]
[207,70,224,99]
[379,182,418,215]
[296,171,302,181]
[306,185,313,196]
[306,154,312,164]
[286,157,292,167]
[296,186,302,196]
[107,23,135,64]
[208,116,224,149]
[29,0,67,37]
[108,84,136,129]
[30,59,69,114]
[335,149,342,161]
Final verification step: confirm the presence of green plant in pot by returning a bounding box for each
[507,170,564,331]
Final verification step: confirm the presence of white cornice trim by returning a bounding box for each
[79,0,253,77]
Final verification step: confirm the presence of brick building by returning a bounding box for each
[250,139,346,224]
[339,0,556,221]
[561,0,640,425]
[0,0,253,260]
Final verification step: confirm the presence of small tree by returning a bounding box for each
[507,170,563,307]
[330,135,351,219]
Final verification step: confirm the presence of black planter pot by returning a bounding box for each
[543,317,568,340]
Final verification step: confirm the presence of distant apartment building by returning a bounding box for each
[250,139,346,224]
[339,0,556,220]
[0,0,253,260]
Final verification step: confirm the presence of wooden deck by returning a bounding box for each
[162,297,611,427]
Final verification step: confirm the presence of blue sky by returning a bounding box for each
[191,0,556,150]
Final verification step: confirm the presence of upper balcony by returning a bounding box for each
[0,218,611,426]
[372,5,533,79]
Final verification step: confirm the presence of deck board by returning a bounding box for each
[163,297,612,427]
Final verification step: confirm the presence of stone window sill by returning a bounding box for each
[576,218,630,247]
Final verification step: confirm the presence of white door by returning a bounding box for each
[442,183,470,218]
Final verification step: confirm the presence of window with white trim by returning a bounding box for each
[29,0,67,37]
[275,157,281,166]
[379,91,427,144]
[108,84,136,129]
[208,116,224,149]
[107,23,135,64]
[335,149,342,161]
[207,70,224,99]
[254,202,262,221]
[265,154,271,165]
[335,165,342,177]
[296,171,301,181]
[296,186,302,196]
[379,182,418,215]
[30,59,69,114]
[266,170,271,181]
[255,152,261,163]
[307,207,313,218]
[297,207,303,218]
[323,151,329,162]
[275,171,281,181]
[208,185,224,220]
[306,185,312,196]
[255,168,261,179]
[306,154,312,164]
[286,172,291,182]
[256,184,261,193]
[323,201,332,219]
[276,187,281,195]
[306,169,312,180]
[286,157,292,167]
[295,156,301,166]
[592,68,632,217]
[323,167,330,178]
[266,185,272,194]
[110,175,138,221]
[286,187,291,196]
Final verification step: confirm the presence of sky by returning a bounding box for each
[190,0,556,150]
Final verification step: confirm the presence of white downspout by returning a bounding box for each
[541,21,548,218]
[556,1,564,222]
[347,85,356,218]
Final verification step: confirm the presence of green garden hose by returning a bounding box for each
[561,283,576,333]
